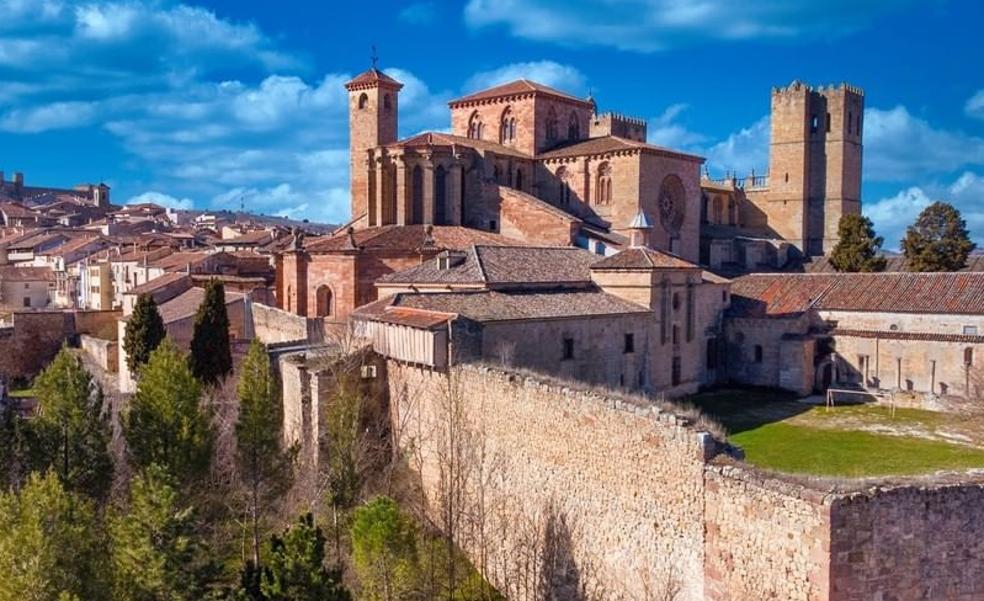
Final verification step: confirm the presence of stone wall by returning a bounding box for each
[388,361,717,601]
[829,482,984,600]
[80,334,118,373]
[704,464,832,600]
[252,302,321,344]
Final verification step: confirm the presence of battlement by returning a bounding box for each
[772,80,865,97]
[591,111,648,142]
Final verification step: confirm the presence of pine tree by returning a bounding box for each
[123,293,166,375]
[901,201,977,271]
[123,339,214,487]
[0,471,110,601]
[32,347,113,500]
[189,280,233,386]
[829,214,887,272]
[259,513,350,601]
[236,338,295,568]
[110,464,221,601]
[351,496,418,601]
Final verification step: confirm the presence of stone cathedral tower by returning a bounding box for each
[345,67,403,227]
[760,81,864,255]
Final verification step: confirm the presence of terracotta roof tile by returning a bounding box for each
[591,247,700,271]
[730,273,984,317]
[345,68,403,90]
[831,328,984,344]
[378,245,598,287]
[390,132,531,159]
[0,266,55,281]
[356,288,649,323]
[538,135,704,162]
[304,225,524,253]
[450,80,591,107]
[156,286,243,324]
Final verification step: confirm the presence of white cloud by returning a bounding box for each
[966,89,984,120]
[866,171,984,248]
[126,191,195,210]
[464,0,913,52]
[463,61,587,96]
[864,106,984,181]
[646,103,708,151]
[0,100,100,132]
[703,116,770,177]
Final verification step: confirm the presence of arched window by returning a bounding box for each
[515,169,523,191]
[286,285,292,312]
[754,345,763,363]
[383,94,392,111]
[467,111,483,140]
[712,196,723,223]
[568,112,580,140]
[315,285,333,317]
[595,162,612,205]
[435,165,447,225]
[556,166,571,205]
[499,106,516,144]
[358,93,369,109]
[411,165,424,224]
[966,347,974,367]
[546,107,558,142]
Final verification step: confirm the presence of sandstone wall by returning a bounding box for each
[388,362,716,601]
[829,482,984,600]
[80,334,118,373]
[704,464,832,601]
[252,302,320,344]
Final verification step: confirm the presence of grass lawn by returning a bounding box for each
[687,388,984,477]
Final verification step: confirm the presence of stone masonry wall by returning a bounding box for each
[704,464,832,601]
[829,482,984,600]
[388,361,716,601]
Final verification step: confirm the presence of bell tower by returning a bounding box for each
[345,59,403,227]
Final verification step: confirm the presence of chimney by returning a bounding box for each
[627,210,652,248]
[13,172,23,190]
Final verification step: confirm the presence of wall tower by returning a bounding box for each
[345,67,403,227]
[764,81,863,256]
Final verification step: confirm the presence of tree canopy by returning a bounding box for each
[259,513,350,601]
[123,339,214,487]
[829,213,887,272]
[901,201,976,271]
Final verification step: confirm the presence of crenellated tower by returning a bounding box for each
[345,67,403,227]
[760,81,864,255]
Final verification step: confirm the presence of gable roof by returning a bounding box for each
[377,245,598,288]
[730,272,984,317]
[538,135,704,163]
[0,266,55,281]
[591,247,700,271]
[450,79,592,107]
[304,225,524,254]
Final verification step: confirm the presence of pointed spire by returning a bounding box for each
[628,210,652,248]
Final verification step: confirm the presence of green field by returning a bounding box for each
[687,389,984,477]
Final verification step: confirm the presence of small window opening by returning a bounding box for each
[624,333,635,354]
[562,338,574,360]
[754,345,763,363]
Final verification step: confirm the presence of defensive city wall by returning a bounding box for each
[378,361,984,601]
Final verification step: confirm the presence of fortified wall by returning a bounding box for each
[383,361,984,601]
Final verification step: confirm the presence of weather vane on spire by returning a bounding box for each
[370,44,379,69]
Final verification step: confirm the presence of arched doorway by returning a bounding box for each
[315,285,333,318]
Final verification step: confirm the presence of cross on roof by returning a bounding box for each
[370,45,379,69]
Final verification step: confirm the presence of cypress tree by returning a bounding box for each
[123,293,166,374]
[902,201,976,271]
[829,214,887,272]
[189,280,233,386]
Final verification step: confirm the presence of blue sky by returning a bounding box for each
[1,0,983,248]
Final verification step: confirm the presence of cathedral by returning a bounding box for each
[345,68,863,268]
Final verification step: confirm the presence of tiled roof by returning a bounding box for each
[305,225,523,253]
[390,132,531,159]
[149,251,212,272]
[831,328,984,344]
[537,135,704,162]
[730,273,984,317]
[449,79,591,107]
[0,202,42,220]
[356,288,649,323]
[377,245,598,287]
[0,266,55,281]
[799,254,984,274]
[591,247,700,271]
[156,286,243,324]
[345,68,403,90]
[38,236,106,258]
[367,307,455,329]
[126,272,191,296]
